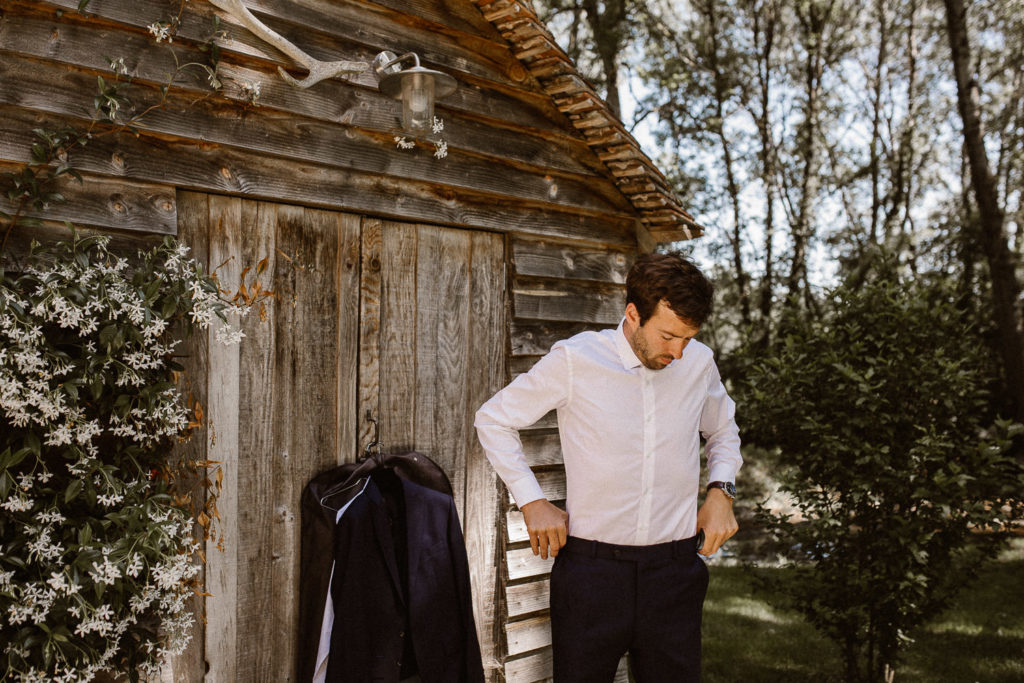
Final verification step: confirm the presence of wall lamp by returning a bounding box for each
[207,0,458,135]
[373,52,457,135]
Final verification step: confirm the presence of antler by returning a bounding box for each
[207,0,368,88]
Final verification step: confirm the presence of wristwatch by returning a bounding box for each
[706,481,736,500]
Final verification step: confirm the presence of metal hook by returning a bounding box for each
[364,411,382,461]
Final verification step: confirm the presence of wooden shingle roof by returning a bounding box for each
[472,0,704,242]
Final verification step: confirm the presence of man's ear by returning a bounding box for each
[624,302,640,327]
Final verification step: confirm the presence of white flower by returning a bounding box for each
[126,554,144,578]
[108,56,129,76]
[148,21,173,43]
[45,423,74,446]
[431,116,445,134]
[38,508,64,523]
[240,79,262,105]
[47,571,79,596]
[434,140,448,159]
[26,528,63,560]
[89,554,122,585]
[215,324,245,345]
[394,136,416,150]
[97,492,124,507]
[1,496,34,512]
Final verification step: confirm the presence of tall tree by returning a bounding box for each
[744,0,782,344]
[942,0,1024,421]
[535,0,645,118]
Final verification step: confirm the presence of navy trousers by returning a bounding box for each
[550,536,709,683]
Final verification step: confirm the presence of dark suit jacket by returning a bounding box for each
[298,453,483,683]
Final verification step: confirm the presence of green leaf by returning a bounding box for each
[98,324,117,348]
[7,447,30,469]
[24,431,41,457]
[64,479,83,503]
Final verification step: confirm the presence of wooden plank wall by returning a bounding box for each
[0,0,655,680]
[501,234,636,682]
[175,192,364,682]
[355,219,507,679]
[0,0,640,248]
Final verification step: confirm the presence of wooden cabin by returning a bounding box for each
[0,0,703,680]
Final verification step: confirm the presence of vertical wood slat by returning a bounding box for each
[336,213,363,466]
[166,191,209,683]
[414,225,472,510]
[270,207,360,681]
[204,195,243,683]
[268,204,300,683]
[234,201,279,682]
[378,221,419,453]
[357,218,383,454]
[463,231,507,681]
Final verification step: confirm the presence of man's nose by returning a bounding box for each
[671,339,687,359]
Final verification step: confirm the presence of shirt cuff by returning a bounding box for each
[707,463,738,486]
[507,477,545,510]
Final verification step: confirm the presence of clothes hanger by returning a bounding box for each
[318,413,384,511]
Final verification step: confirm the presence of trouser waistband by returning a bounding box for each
[561,535,700,561]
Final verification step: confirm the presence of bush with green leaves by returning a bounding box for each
[0,234,240,682]
[738,269,1024,682]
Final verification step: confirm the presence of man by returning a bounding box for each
[474,253,741,682]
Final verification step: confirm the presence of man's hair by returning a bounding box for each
[626,253,714,326]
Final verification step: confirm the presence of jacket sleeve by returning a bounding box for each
[447,495,486,683]
[474,343,571,507]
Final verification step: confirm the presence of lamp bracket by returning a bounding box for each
[207,0,369,88]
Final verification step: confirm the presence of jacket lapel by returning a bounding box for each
[367,476,405,606]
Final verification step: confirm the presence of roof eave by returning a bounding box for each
[473,0,706,243]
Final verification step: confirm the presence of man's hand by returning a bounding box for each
[520,499,569,560]
[696,487,738,556]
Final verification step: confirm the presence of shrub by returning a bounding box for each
[738,269,1024,682]
[0,234,237,682]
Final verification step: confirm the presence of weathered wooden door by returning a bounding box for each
[174,193,505,682]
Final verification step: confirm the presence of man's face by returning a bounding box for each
[624,300,700,370]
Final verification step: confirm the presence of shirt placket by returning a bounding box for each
[635,370,656,544]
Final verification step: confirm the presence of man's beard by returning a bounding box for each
[629,327,671,370]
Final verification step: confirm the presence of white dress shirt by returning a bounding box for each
[474,319,742,546]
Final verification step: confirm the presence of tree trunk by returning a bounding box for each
[868,0,888,245]
[942,0,1024,422]
[701,0,751,327]
[787,0,831,308]
[582,0,628,119]
[750,0,779,345]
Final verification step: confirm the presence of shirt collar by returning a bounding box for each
[613,318,643,370]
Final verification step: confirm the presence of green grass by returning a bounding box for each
[701,538,1024,682]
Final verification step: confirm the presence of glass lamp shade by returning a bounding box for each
[401,72,435,135]
[376,53,457,136]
